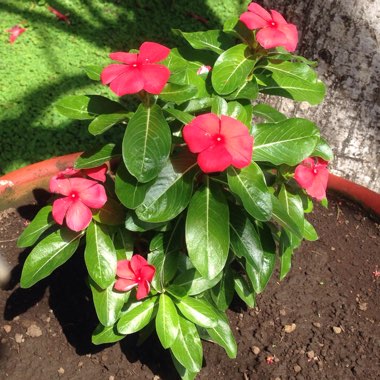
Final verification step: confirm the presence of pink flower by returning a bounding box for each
[101,42,171,96]
[114,255,156,300]
[47,5,70,24]
[50,177,107,231]
[294,157,329,200]
[240,3,298,52]
[7,25,26,44]
[197,65,212,75]
[182,113,254,173]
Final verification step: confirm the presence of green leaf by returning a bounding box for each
[89,278,127,326]
[163,107,194,125]
[229,207,263,271]
[304,219,318,241]
[252,118,320,165]
[88,113,130,136]
[245,225,276,293]
[75,144,120,169]
[56,95,124,120]
[136,150,198,222]
[171,316,203,373]
[312,137,334,161]
[92,198,126,226]
[156,294,180,349]
[125,212,168,232]
[159,83,198,104]
[227,163,272,221]
[186,178,229,279]
[211,96,228,116]
[206,309,237,358]
[212,44,256,95]
[92,323,125,345]
[170,352,198,380]
[123,104,171,183]
[226,101,250,127]
[252,104,286,123]
[210,267,235,311]
[117,296,158,335]
[115,162,152,209]
[223,17,254,46]
[175,297,218,328]
[173,29,234,54]
[17,206,54,248]
[85,221,117,289]
[255,61,326,105]
[180,97,213,113]
[233,271,256,308]
[84,65,102,81]
[113,228,134,260]
[170,268,222,296]
[20,229,82,288]
[279,229,293,280]
[225,79,258,100]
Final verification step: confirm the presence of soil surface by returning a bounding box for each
[0,193,379,380]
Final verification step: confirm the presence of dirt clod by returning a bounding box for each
[3,324,11,333]
[26,324,42,337]
[284,323,296,333]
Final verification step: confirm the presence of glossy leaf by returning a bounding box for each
[156,294,179,349]
[56,95,124,120]
[115,162,152,209]
[181,97,213,113]
[206,309,237,359]
[88,113,130,135]
[170,352,198,380]
[136,150,198,222]
[312,137,334,161]
[212,44,256,95]
[84,65,102,81]
[92,198,126,226]
[163,107,194,125]
[20,229,82,288]
[279,229,293,280]
[159,83,198,104]
[211,96,228,116]
[255,61,326,105]
[75,143,119,169]
[171,316,203,373]
[113,228,134,260]
[175,297,218,328]
[252,118,320,166]
[89,278,126,326]
[125,212,167,232]
[186,179,230,279]
[84,221,117,289]
[225,79,258,101]
[92,323,125,345]
[227,163,272,221]
[123,104,171,183]
[233,271,256,308]
[304,219,318,241]
[210,268,234,311]
[229,207,263,271]
[223,17,254,46]
[117,296,158,335]
[252,104,286,123]
[17,206,54,248]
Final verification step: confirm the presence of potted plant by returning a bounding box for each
[7,3,345,378]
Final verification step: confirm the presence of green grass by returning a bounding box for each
[0,0,250,174]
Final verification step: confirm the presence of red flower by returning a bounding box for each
[7,25,26,44]
[50,177,107,232]
[183,113,254,173]
[114,255,156,300]
[240,2,298,52]
[47,5,70,24]
[294,157,329,200]
[101,42,171,96]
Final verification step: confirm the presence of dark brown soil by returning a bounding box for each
[0,193,379,380]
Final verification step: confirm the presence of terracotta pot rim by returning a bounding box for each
[0,153,379,215]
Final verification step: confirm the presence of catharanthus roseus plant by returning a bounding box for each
[18,3,333,379]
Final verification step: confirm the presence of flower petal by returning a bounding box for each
[116,260,135,279]
[277,23,298,52]
[240,11,268,30]
[247,2,272,21]
[138,42,170,63]
[306,167,329,200]
[183,113,220,153]
[140,265,156,282]
[78,183,107,209]
[109,68,144,96]
[197,144,232,173]
[256,27,288,50]
[130,255,149,273]
[109,52,138,64]
[50,177,72,196]
[65,201,93,231]
[114,278,138,292]
[52,197,72,225]
[140,64,170,94]
[84,164,108,182]
[136,280,150,300]
[225,135,254,168]
[270,10,287,25]
[294,161,315,189]
[101,64,129,85]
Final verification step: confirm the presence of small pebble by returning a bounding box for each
[26,324,42,338]
[251,346,260,355]
[153,376,160,380]
[109,376,115,380]
[58,367,65,375]
[294,364,302,373]
[333,326,342,334]
[307,350,315,359]
[358,302,368,311]
[13,316,20,322]
[78,361,83,368]
[279,309,286,316]
[312,322,321,328]
[274,378,281,380]
[15,333,24,343]
[3,325,11,333]
[284,323,296,333]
